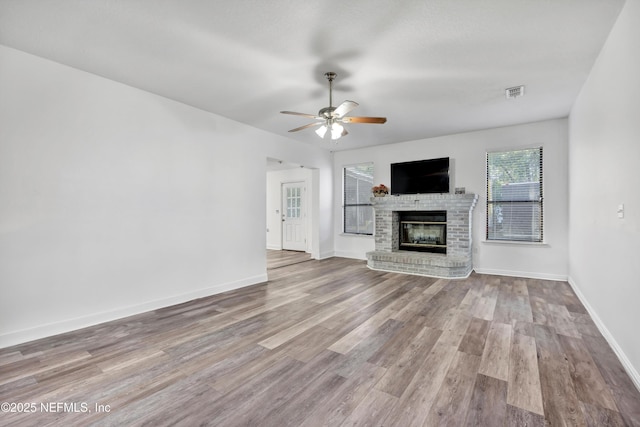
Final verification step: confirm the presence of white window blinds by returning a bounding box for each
[344,164,374,235]
[486,147,543,242]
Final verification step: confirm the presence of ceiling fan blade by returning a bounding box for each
[280,111,320,119]
[341,116,387,124]
[333,100,359,118]
[288,122,323,132]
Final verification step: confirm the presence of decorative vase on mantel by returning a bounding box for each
[372,184,389,197]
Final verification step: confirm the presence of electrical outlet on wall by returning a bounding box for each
[617,204,624,219]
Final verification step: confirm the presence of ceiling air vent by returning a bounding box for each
[505,85,525,99]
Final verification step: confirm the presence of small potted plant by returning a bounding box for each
[372,184,389,197]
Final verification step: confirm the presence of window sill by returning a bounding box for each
[482,240,549,247]
[340,233,374,238]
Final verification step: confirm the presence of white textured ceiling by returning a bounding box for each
[0,0,626,151]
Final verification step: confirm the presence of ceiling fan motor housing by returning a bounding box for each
[319,106,337,119]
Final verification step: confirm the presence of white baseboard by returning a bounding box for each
[266,244,281,250]
[0,274,268,349]
[318,250,336,260]
[333,251,367,260]
[473,267,567,282]
[567,276,640,392]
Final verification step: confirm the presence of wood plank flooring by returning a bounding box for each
[266,249,312,269]
[1,257,639,426]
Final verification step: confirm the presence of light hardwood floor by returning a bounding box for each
[1,257,639,426]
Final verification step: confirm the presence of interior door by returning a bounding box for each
[282,182,306,251]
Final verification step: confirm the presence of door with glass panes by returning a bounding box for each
[281,182,306,251]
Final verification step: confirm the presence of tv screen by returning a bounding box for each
[391,157,450,195]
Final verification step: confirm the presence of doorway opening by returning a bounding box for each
[266,158,316,271]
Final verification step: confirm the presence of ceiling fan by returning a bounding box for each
[281,72,387,141]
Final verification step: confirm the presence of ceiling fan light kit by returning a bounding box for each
[315,123,345,140]
[281,72,387,142]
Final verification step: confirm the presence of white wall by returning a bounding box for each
[266,167,313,252]
[0,45,332,347]
[568,0,640,386]
[333,119,569,280]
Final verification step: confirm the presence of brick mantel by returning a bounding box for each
[366,193,478,278]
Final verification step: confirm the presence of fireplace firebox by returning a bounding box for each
[399,211,447,254]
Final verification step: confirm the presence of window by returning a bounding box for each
[486,147,543,242]
[286,186,301,219]
[343,163,374,235]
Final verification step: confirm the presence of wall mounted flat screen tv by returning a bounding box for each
[391,157,450,195]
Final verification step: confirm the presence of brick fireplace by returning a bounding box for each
[366,193,478,278]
